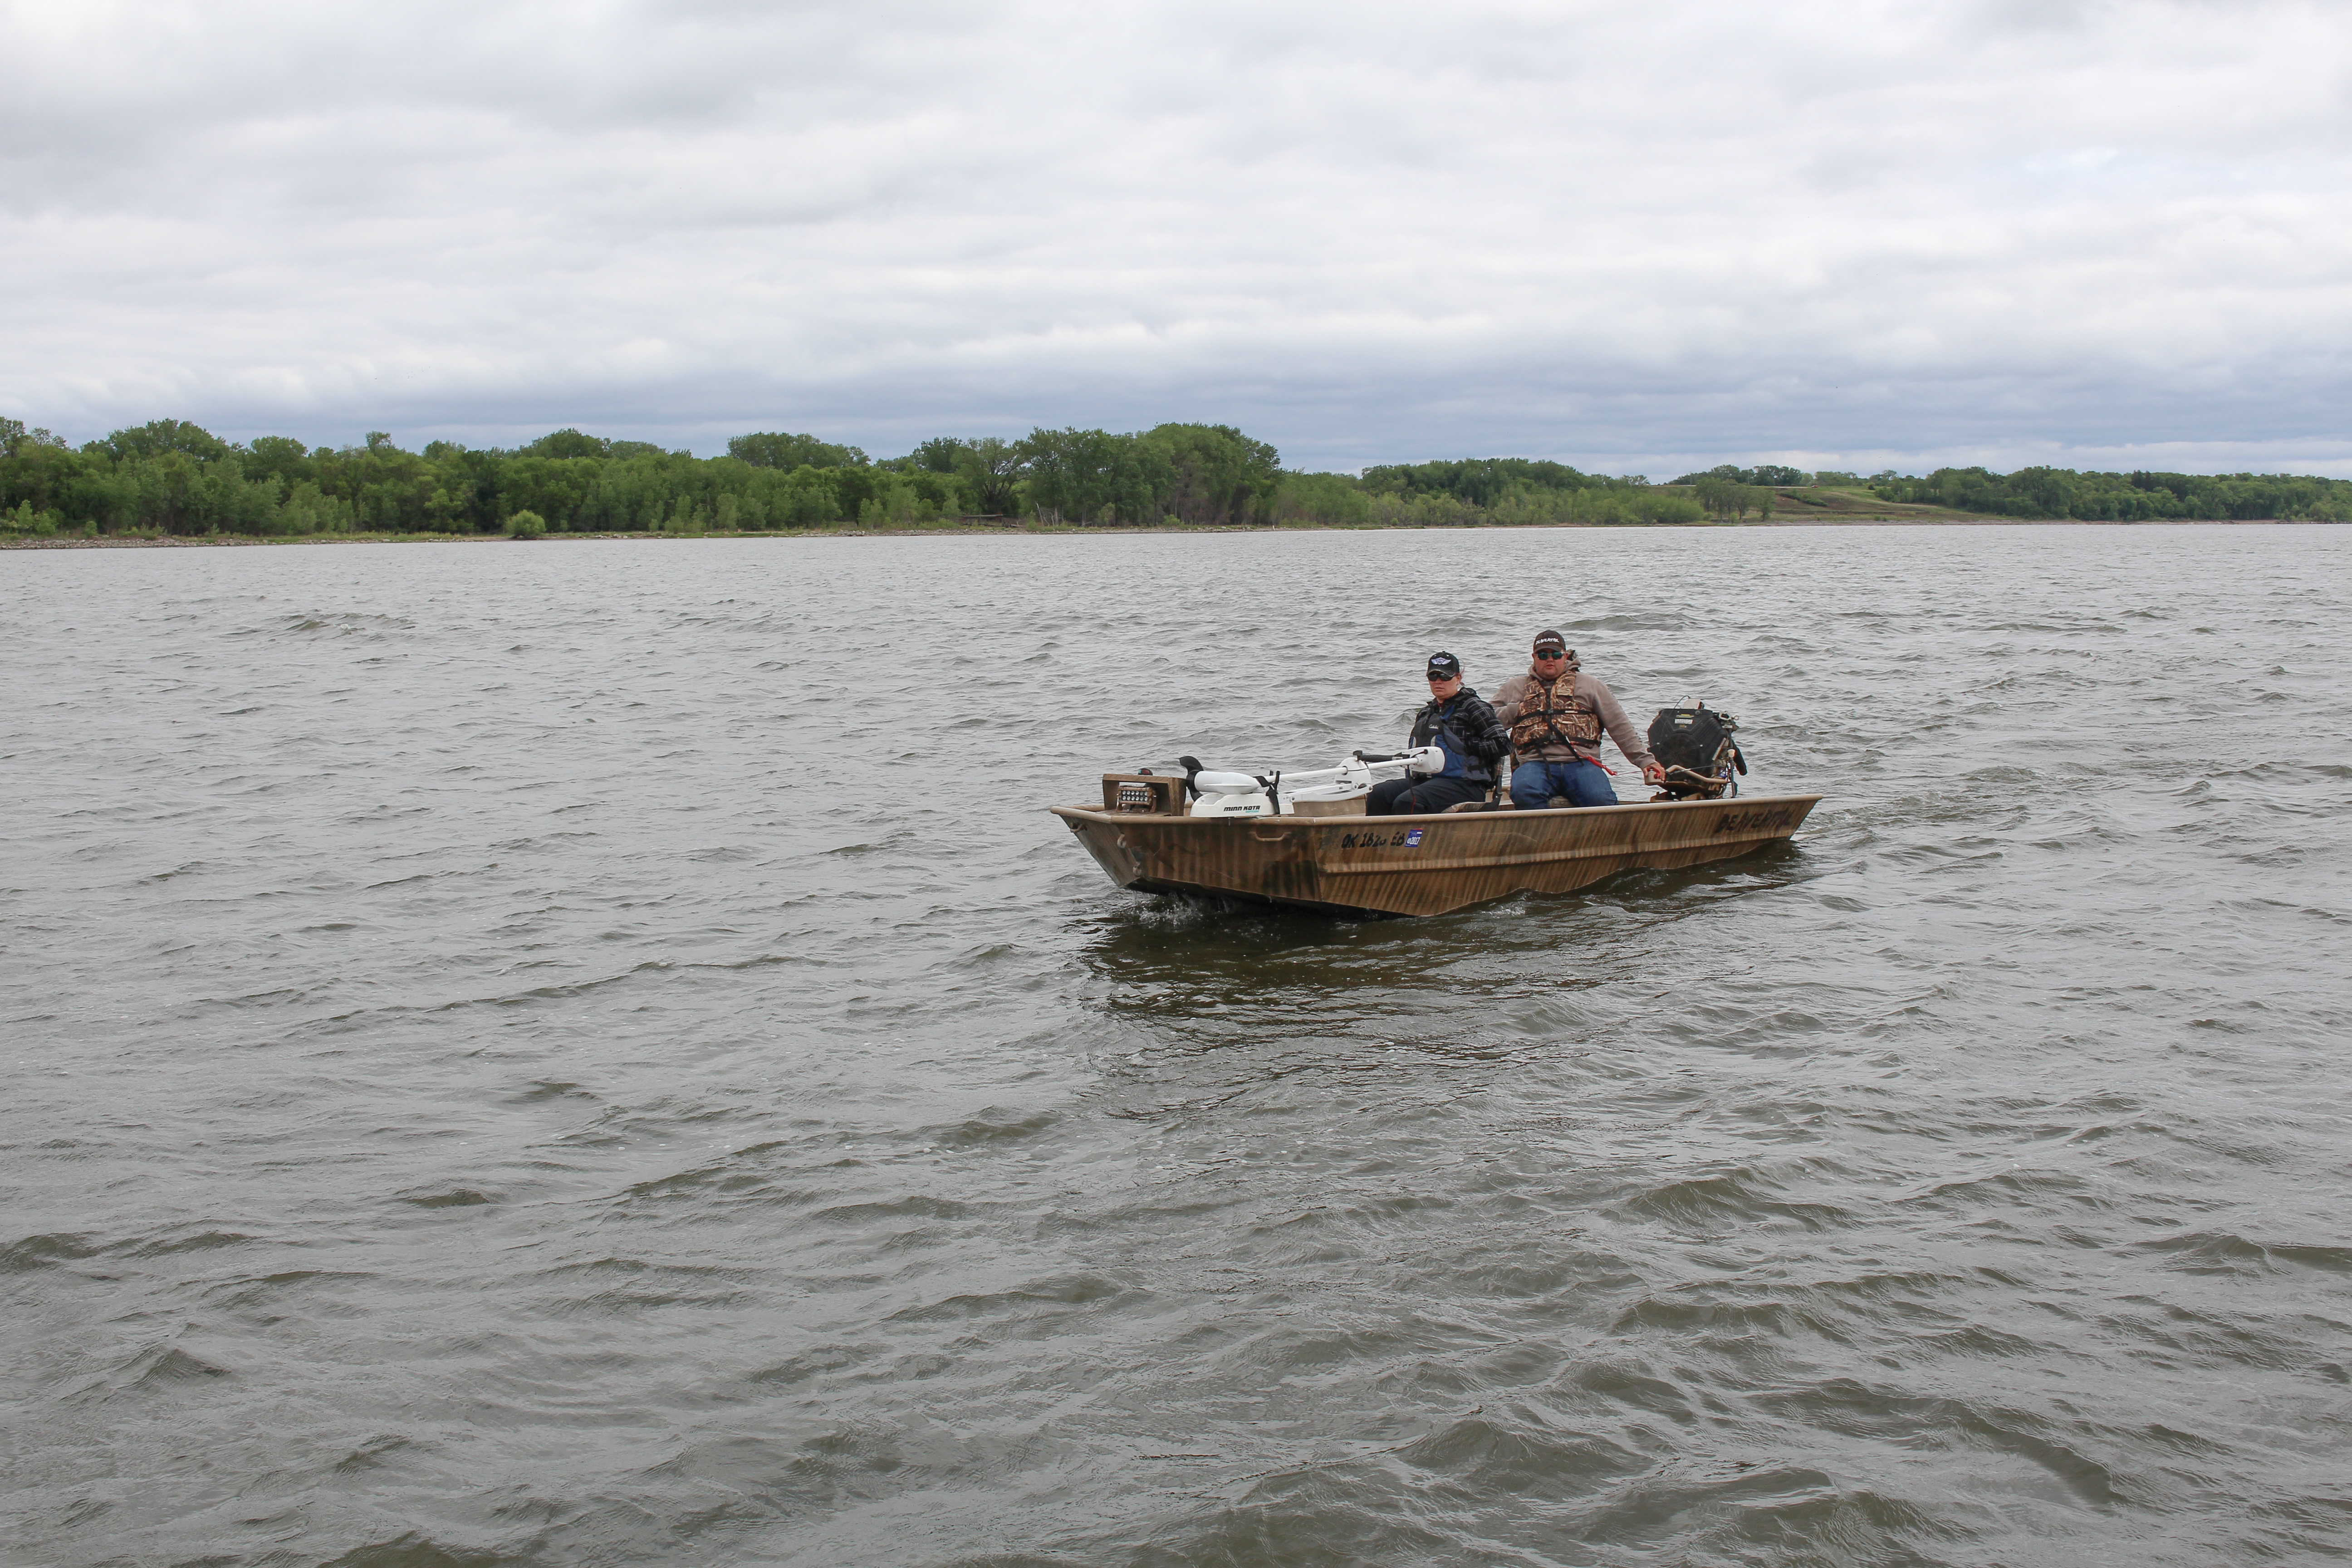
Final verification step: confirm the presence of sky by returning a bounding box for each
[5,0,2350,476]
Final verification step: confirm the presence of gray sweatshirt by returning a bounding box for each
[1489,666,1658,773]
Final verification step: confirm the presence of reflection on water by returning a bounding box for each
[1076,839,1818,1002]
[5,526,2351,1567]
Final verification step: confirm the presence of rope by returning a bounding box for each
[1652,763,1735,800]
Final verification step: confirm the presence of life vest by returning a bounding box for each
[1509,666,1602,754]
[1411,694,1495,784]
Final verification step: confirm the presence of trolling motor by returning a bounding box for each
[1109,748,1447,817]
[1646,700,1747,799]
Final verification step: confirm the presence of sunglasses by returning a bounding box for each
[1534,649,1567,659]
[1426,671,1457,681]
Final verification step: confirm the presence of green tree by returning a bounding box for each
[524,429,610,460]
[1362,457,1600,506]
[1269,471,1372,526]
[1018,427,1175,524]
[908,437,965,474]
[88,418,231,465]
[727,431,867,470]
[3,499,62,535]
[241,436,318,490]
[777,466,841,527]
[1673,463,1811,488]
[0,432,91,518]
[904,436,1020,516]
[954,437,1023,516]
[1,417,67,458]
[1691,477,1776,521]
[315,437,436,531]
[500,454,599,531]
[1141,423,1281,524]
[274,481,353,534]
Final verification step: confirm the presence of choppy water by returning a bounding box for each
[4,525,2349,1568]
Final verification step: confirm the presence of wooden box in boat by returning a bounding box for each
[1050,794,1822,917]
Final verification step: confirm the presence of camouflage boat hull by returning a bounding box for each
[1050,793,1822,918]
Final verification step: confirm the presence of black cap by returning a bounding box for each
[1533,630,1568,655]
[1426,651,1462,680]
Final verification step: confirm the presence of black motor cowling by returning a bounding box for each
[1646,702,1747,799]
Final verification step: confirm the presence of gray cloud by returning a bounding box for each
[4,0,2349,474]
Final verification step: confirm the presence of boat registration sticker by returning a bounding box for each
[1404,829,1424,846]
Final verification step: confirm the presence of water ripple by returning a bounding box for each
[5,527,2351,1565]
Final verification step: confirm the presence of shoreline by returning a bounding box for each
[0,516,2331,549]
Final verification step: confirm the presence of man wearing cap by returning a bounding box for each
[1490,631,1666,809]
[1366,652,1514,816]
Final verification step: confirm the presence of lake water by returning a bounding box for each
[5,525,2349,1567]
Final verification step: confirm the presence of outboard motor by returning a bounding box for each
[1646,700,1747,799]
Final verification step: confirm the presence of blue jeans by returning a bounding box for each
[1367,775,1489,816]
[1510,758,1617,809]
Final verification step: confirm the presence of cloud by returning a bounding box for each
[3,0,2349,474]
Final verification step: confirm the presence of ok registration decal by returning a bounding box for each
[1338,828,1434,849]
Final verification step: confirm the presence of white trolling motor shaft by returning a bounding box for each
[1182,747,1446,816]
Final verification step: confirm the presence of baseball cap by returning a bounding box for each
[1426,651,1462,679]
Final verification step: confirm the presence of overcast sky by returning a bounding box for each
[5,0,2350,475]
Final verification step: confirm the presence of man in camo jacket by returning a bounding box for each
[1489,630,1666,808]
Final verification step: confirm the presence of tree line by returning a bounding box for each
[1673,463,1815,488]
[1678,461,2352,521]
[1865,466,2352,522]
[0,418,1285,538]
[0,417,1710,537]
[5,415,2346,536]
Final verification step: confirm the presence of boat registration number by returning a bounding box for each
[1340,828,1425,848]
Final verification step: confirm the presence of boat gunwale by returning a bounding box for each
[1048,792,1823,831]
